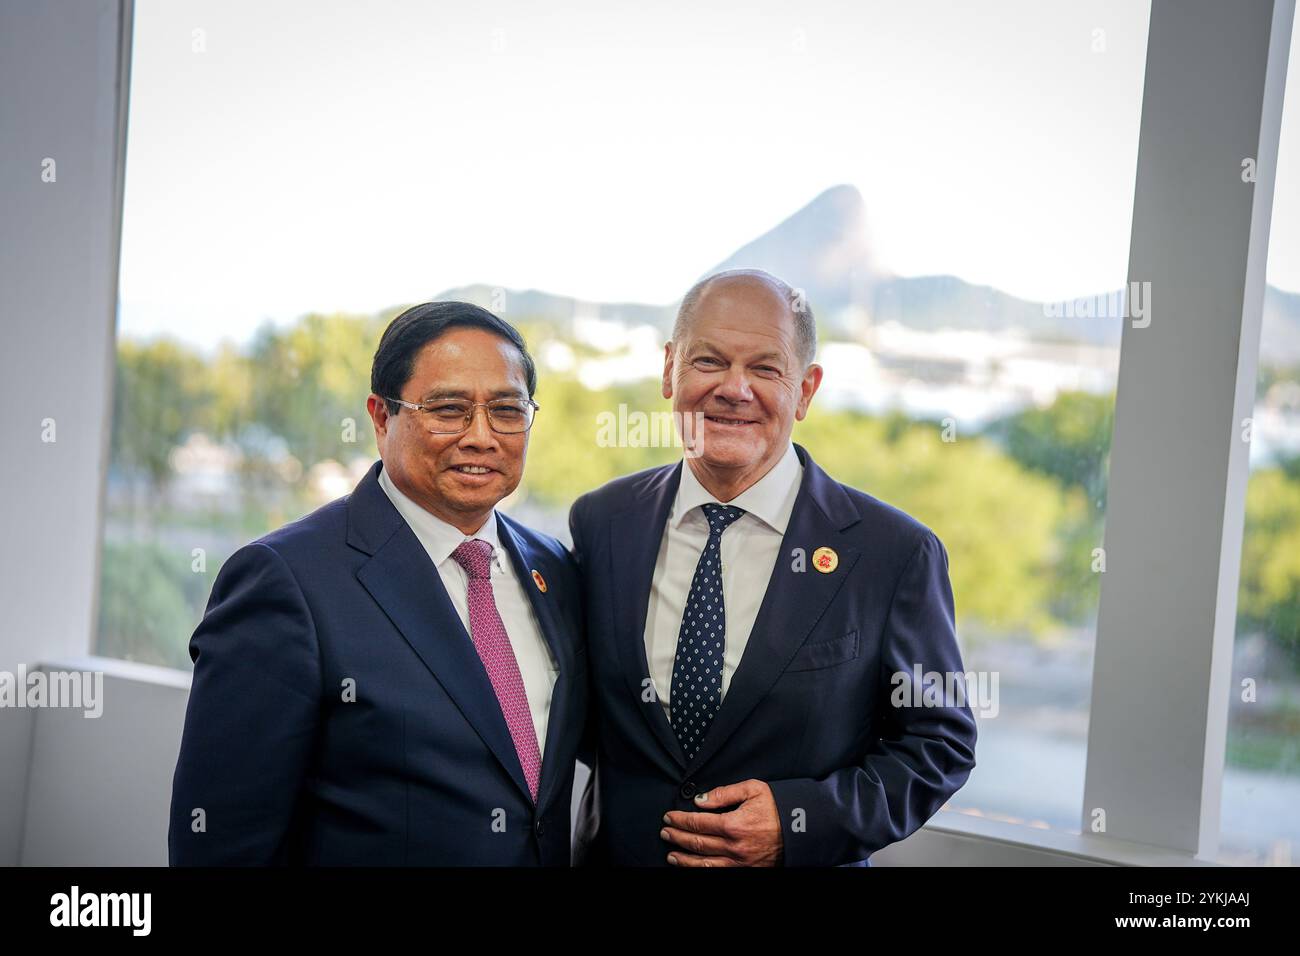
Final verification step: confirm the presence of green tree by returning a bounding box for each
[522,374,680,507]
[245,312,384,468]
[984,391,1116,624]
[794,412,1084,642]
[987,390,1115,504]
[97,540,215,669]
[1239,467,1300,666]
[111,337,213,488]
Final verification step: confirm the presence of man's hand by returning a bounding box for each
[661,779,784,867]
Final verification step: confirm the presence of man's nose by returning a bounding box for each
[714,365,755,403]
[458,405,500,449]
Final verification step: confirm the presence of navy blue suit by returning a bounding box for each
[169,460,586,865]
[568,443,977,867]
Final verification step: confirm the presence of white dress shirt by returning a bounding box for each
[379,466,557,756]
[644,442,803,721]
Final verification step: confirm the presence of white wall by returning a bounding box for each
[0,0,132,865]
[20,660,188,866]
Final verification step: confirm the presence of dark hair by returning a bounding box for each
[371,301,537,415]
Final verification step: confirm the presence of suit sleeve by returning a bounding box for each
[567,494,604,866]
[568,495,598,770]
[168,541,323,865]
[767,530,978,867]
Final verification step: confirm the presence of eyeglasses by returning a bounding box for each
[385,396,539,434]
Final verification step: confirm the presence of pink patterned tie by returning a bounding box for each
[451,538,542,802]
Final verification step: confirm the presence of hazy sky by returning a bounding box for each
[118,0,1299,349]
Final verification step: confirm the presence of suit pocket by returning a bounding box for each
[786,629,859,672]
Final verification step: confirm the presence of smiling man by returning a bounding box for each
[169,301,587,865]
[569,269,978,866]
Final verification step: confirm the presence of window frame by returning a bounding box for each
[73,0,1296,865]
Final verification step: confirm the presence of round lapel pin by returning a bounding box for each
[812,547,839,573]
[531,569,547,593]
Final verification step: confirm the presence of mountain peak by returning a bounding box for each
[806,182,867,215]
[703,183,881,325]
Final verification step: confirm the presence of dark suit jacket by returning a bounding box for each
[169,460,587,865]
[568,442,977,866]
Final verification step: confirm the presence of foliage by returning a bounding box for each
[1239,468,1300,660]
[111,338,213,486]
[103,317,1300,672]
[794,411,1083,641]
[97,540,216,669]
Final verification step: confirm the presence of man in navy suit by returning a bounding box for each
[169,302,586,865]
[569,269,977,867]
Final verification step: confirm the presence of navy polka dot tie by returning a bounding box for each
[670,503,746,762]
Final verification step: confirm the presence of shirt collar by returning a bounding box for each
[378,464,504,569]
[670,441,803,534]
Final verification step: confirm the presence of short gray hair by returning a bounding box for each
[672,268,817,368]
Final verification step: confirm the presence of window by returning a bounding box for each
[105,0,1151,834]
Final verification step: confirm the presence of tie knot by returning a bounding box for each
[701,503,745,536]
[451,538,494,579]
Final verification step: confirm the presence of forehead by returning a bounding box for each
[683,280,799,355]
[407,327,528,393]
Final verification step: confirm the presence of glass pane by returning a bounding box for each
[105,0,1151,835]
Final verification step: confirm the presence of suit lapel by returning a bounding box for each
[495,513,574,814]
[348,462,534,806]
[610,462,688,769]
[685,444,862,771]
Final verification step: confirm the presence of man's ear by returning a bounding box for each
[367,394,390,443]
[794,364,824,421]
[662,342,675,400]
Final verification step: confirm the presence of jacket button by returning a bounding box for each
[679,781,697,800]
[535,818,546,838]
